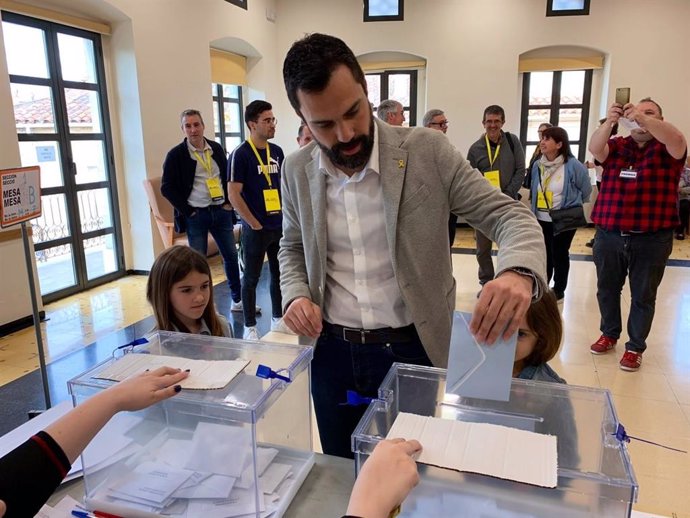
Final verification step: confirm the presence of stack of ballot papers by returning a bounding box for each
[94,353,250,390]
[387,412,558,488]
[87,421,296,517]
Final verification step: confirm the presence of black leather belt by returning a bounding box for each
[322,322,417,345]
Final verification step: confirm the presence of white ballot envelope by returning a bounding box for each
[445,312,516,402]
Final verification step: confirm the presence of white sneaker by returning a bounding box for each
[231,301,262,314]
[271,317,296,335]
[243,326,260,341]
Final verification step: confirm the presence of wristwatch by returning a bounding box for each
[502,267,543,300]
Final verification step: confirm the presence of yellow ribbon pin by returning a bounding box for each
[398,159,405,169]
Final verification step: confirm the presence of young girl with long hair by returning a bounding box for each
[146,245,232,337]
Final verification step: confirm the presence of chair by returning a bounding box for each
[142,176,219,256]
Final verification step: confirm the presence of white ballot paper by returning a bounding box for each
[618,117,641,131]
[387,412,558,488]
[185,421,252,478]
[94,353,250,390]
[110,460,193,504]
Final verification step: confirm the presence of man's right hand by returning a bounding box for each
[607,103,624,124]
[283,297,322,337]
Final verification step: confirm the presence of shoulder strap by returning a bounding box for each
[504,131,515,155]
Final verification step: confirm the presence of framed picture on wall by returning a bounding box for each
[546,0,590,16]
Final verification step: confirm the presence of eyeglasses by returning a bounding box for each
[429,120,449,128]
[259,117,278,126]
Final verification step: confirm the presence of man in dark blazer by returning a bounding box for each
[161,109,244,309]
[279,34,546,458]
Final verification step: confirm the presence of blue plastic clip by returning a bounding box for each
[612,423,687,453]
[256,364,291,383]
[113,337,149,359]
[340,390,373,407]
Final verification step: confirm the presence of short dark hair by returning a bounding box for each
[522,290,563,367]
[483,105,505,123]
[541,126,572,162]
[245,100,272,129]
[297,121,307,138]
[283,33,367,114]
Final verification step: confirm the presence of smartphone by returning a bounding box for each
[615,87,631,105]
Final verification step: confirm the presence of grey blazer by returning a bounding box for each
[279,119,546,367]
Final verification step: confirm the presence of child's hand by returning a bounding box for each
[346,439,422,518]
[108,366,189,412]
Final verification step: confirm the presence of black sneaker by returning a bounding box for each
[585,239,594,248]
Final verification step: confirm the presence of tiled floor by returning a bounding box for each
[1,231,689,516]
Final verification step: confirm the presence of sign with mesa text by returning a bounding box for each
[1,166,42,228]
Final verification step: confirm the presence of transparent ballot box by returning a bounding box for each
[352,363,638,517]
[68,331,314,518]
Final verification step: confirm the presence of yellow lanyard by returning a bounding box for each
[247,138,273,188]
[192,148,213,176]
[485,134,501,168]
[539,163,555,191]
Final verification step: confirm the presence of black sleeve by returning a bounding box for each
[161,146,194,217]
[0,431,71,518]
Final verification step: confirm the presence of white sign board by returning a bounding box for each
[1,166,41,228]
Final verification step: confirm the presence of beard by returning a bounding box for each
[316,116,375,172]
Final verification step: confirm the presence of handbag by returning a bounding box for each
[538,165,587,235]
[549,205,587,235]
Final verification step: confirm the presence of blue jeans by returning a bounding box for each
[241,226,282,326]
[185,206,241,302]
[311,329,432,459]
[593,228,673,353]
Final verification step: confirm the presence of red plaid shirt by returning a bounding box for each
[591,136,686,232]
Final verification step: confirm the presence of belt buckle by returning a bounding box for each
[342,327,367,344]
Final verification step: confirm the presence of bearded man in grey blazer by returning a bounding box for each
[279,33,546,458]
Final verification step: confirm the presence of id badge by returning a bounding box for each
[485,170,501,189]
[536,190,553,210]
[206,177,224,201]
[263,189,281,214]
[619,169,638,179]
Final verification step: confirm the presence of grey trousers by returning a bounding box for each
[475,229,495,285]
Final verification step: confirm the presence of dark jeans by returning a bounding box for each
[311,328,432,459]
[677,199,689,235]
[475,230,495,285]
[186,206,241,302]
[538,220,576,294]
[241,226,282,326]
[593,228,673,353]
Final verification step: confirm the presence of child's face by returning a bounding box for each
[170,270,211,326]
[515,315,538,363]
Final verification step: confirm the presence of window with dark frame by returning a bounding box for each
[519,69,593,163]
[364,0,404,22]
[546,0,590,17]
[212,83,244,153]
[365,69,418,126]
[225,0,247,10]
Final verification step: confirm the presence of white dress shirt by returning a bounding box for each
[318,124,412,329]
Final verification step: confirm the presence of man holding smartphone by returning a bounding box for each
[588,97,687,371]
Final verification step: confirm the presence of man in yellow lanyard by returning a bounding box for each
[161,109,245,311]
[229,100,288,341]
[467,105,526,293]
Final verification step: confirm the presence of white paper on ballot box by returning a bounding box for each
[109,460,194,505]
[387,412,558,488]
[185,421,252,478]
[94,353,250,390]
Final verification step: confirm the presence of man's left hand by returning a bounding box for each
[469,271,533,344]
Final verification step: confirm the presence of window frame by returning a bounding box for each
[519,69,593,163]
[363,0,404,22]
[225,0,248,10]
[546,0,590,17]
[367,69,418,126]
[212,83,244,153]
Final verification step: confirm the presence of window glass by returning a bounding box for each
[11,84,57,133]
[2,22,49,78]
[528,72,553,105]
[560,71,585,104]
[57,33,97,83]
[367,0,400,16]
[552,0,586,10]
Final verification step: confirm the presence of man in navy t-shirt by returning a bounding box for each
[229,100,287,340]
